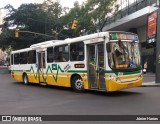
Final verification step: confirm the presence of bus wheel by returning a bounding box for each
[23,74,29,85]
[72,76,84,92]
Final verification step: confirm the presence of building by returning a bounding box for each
[102,0,159,73]
[0,49,5,65]
[0,9,5,64]
[0,9,3,34]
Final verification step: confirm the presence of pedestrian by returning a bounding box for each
[143,61,147,74]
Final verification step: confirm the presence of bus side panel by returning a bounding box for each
[11,63,22,82]
[27,64,39,83]
[56,74,71,87]
[11,71,23,82]
[82,77,89,90]
[46,72,89,89]
[46,73,70,87]
[27,72,39,84]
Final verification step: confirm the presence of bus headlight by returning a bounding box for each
[109,75,117,81]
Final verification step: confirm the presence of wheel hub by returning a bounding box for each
[75,79,83,90]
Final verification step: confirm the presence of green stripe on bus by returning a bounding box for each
[123,70,141,75]
[12,65,65,82]
[68,70,87,73]
[105,70,141,75]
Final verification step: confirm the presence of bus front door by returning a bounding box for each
[87,43,106,90]
[37,52,46,84]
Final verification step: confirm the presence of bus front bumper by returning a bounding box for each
[106,77,143,92]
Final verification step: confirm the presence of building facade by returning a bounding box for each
[0,9,3,34]
[103,0,159,73]
[0,49,5,64]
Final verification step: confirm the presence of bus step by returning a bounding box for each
[40,82,47,86]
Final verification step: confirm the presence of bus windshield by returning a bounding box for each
[108,40,141,70]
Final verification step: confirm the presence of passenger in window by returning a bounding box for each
[61,54,66,62]
[71,48,77,61]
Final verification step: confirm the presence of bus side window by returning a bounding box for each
[70,48,76,61]
[54,45,69,62]
[70,42,84,61]
[28,50,36,64]
[47,47,54,63]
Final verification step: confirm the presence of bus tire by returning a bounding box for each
[71,76,84,92]
[23,74,29,85]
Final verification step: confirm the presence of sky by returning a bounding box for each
[0,0,86,20]
[0,0,86,25]
[0,0,86,9]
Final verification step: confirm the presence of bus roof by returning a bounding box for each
[11,31,137,53]
[39,32,109,48]
[11,47,32,54]
[30,40,63,48]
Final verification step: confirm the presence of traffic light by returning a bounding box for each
[71,19,78,29]
[15,30,19,38]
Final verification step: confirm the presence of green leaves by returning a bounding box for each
[85,0,117,31]
[0,0,117,50]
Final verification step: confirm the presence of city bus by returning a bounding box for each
[10,31,142,92]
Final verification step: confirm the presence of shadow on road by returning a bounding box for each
[12,81,142,97]
[86,90,142,97]
[12,81,73,91]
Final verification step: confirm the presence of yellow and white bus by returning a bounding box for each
[10,31,142,92]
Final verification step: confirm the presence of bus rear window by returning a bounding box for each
[14,53,19,65]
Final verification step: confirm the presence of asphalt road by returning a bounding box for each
[0,72,160,124]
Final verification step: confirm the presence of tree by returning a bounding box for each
[62,0,117,37]
[42,0,62,19]
[85,0,117,32]
[0,0,118,50]
[61,1,95,37]
[1,1,64,50]
[0,29,14,50]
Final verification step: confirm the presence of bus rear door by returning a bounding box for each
[37,51,47,84]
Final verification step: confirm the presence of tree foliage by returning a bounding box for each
[0,0,117,50]
[1,0,64,50]
[85,0,117,32]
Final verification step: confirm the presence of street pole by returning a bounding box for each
[156,8,160,83]
[45,18,47,41]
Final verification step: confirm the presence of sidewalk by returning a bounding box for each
[142,73,160,87]
[0,66,10,74]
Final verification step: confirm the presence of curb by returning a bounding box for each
[141,83,160,87]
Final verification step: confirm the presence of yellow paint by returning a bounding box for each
[118,74,140,80]
[82,78,89,90]
[106,77,142,92]
[11,71,142,92]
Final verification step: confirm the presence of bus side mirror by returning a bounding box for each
[106,43,111,52]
